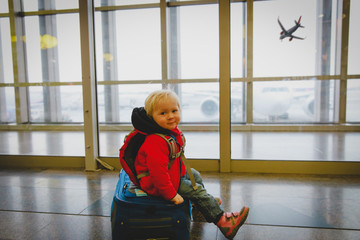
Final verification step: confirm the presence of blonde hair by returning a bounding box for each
[144,89,181,117]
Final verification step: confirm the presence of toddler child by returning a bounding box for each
[129,89,249,239]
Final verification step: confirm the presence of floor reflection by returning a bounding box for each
[0,168,359,239]
[0,131,359,161]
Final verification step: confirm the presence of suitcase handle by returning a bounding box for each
[122,183,128,194]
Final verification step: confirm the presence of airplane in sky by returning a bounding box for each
[278,16,305,41]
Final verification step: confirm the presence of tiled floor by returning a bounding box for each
[0,168,359,239]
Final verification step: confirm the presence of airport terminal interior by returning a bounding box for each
[1,0,360,239]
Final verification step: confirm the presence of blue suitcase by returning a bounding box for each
[111,170,191,240]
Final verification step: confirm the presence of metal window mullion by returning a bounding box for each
[219,0,231,172]
[8,0,29,124]
[23,9,79,16]
[233,75,342,82]
[168,0,217,7]
[339,0,350,123]
[79,0,98,171]
[95,3,160,12]
[160,0,168,88]
[246,0,253,124]
[0,20,6,122]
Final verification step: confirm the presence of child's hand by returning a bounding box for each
[171,193,184,205]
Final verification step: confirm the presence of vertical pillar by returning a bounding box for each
[246,0,253,124]
[9,0,29,123]
[0,24,6,122]
[339,0,350,123]
[160,0,168,90]
[79,0,98,171]
[219,0,231,172]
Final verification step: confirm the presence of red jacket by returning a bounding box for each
[135,127,186,201]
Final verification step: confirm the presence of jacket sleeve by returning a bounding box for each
[142,135,178,200]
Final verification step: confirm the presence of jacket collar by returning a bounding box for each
[132,107,177,136]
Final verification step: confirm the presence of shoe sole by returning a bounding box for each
[226,206,249,239]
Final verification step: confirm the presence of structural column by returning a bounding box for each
[79,0,98,171]
[219,0,231,172]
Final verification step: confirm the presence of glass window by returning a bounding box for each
[0,18,13,84]
[24,14,81,83]
[0,0,8,13]
[24,16,41,83]
[183,131,219,159]
[97,84,161,123]
[29,86,83,123]
[231,132,351,161]
[57,14,81,82]
[231,82,246,123]
[99,130,128,157]
[230,2,246,124]
[60,86,83,123]
[0,87,15,123]
[174,83,219,123]
[175,4,219,79]
[23,0,78,11]
[231,2,245,79]
[346,80,360,122]
[253,80,336,123]
[348,0,360,75]
[253,0,339,77]
[95,8,161,81]
[98,83,161,156]
[29,87,45,122]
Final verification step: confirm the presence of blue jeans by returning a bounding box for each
[178,168,223,223]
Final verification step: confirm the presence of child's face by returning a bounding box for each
[152,97,180,130]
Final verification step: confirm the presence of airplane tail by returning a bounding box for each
[296,16,304,27]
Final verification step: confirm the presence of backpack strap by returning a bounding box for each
[154,133,180,163]
[180,152,198,190]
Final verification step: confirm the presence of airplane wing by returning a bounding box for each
[277,17,287,32]
[291,35,305,40]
